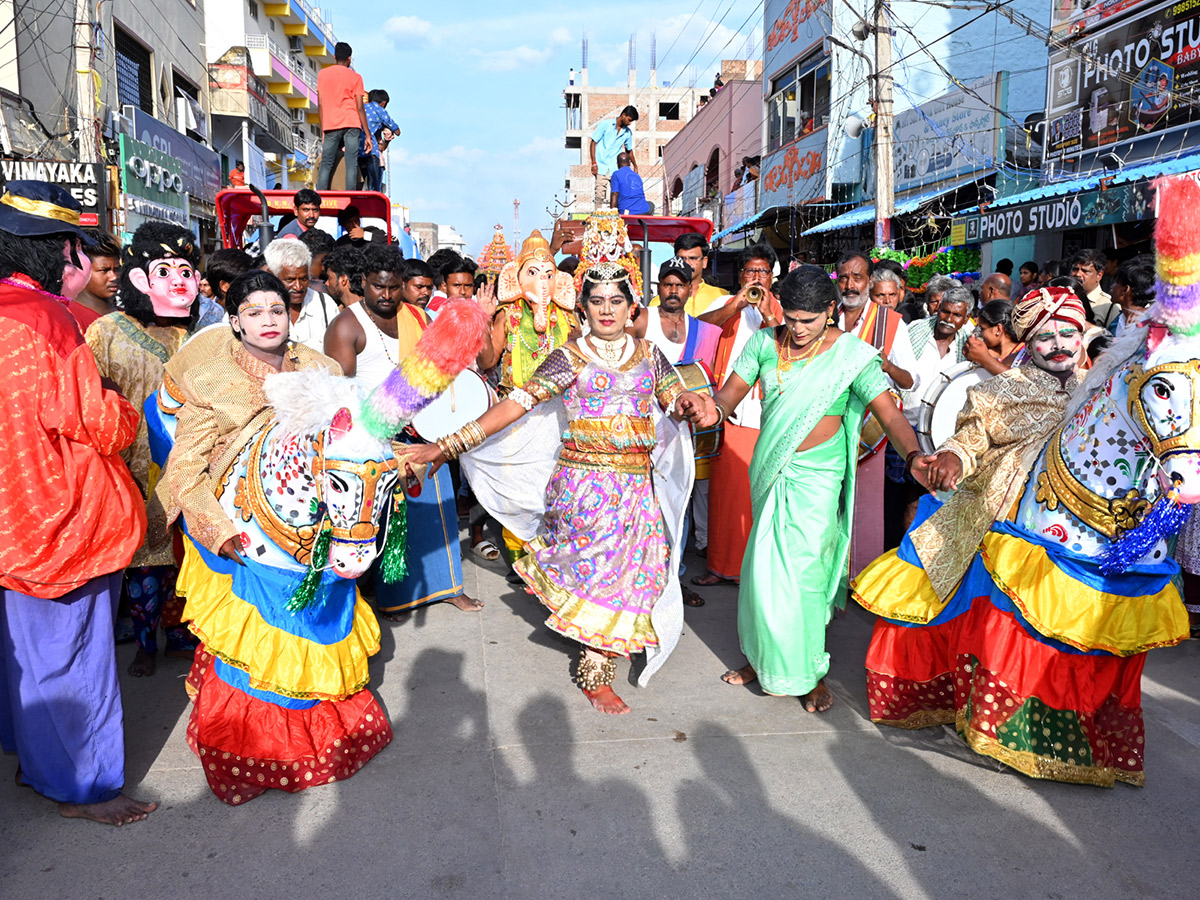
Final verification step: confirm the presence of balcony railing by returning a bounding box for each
[244,33,318,92]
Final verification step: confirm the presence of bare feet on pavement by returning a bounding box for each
[582,685,631,714]
[127,649,156,677]
[721,663,757,686]
[58,793,157,826]
[801,679,834,713]
[447,594,484,612]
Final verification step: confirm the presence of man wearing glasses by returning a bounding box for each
[1070,249,1114,326]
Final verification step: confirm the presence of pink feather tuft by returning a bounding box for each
[1154,176,1200,273]
[415,298,490,374]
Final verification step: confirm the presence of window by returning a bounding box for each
[115,26,153,114]
[767,52,829,151]
[658,102,680,120]
[248,0,258,19]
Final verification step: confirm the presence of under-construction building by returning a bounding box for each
[562,35,702,217]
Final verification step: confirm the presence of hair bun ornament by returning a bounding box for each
[1150,175,1200,336]
[581,260,632,284]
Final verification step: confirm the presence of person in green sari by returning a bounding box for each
[708,265,925,711]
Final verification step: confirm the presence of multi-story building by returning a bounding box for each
[660,59,763,225]
[2,0,225,244]
[206,0,338,189]
[562,38,701,216]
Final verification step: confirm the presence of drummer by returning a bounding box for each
[323,244,484,617]
[633,256,722,605]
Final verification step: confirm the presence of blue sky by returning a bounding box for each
[322,1,763,256]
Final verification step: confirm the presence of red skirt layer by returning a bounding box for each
[185,646,393,806]
[867,602,1147,787]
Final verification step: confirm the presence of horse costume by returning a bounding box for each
[148,299,487,804]
[854,176,1200,787]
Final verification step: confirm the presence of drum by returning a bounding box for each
[410,370,494,443]
[916,361,994,454]
[675,360,722,475]
[858,390,902,463]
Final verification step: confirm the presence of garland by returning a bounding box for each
[868,246,982,290]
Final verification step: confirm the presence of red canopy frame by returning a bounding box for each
[215,189,393,248]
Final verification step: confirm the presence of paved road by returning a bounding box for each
[3,545,1199,899]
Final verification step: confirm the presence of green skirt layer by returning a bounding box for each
[739,428,849,696]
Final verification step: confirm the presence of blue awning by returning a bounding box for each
[712,205,784,241]
[967,151,1200,213]
[802,176,986,236]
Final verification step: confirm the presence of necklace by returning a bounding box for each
[776,329,826,385]
[1,275,70,305]
[365,309,399,365]
[586,333,628,365]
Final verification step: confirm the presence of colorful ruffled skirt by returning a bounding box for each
[853,497,1188,787]
[176,536,392,805]
[516,461,668,656]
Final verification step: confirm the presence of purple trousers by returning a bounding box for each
[0,572,125,804]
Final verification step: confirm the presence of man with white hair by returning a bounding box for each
[869,268,905,310]
[263,237,339,352]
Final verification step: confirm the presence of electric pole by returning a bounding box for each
[74,0,98,162]
[874,0,895,249]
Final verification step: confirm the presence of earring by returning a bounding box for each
[826,314,835,326]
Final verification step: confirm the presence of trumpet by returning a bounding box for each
[745,284,765,304]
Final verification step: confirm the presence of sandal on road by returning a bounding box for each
[691,572,737,587]
[682,587,705,607]
[472,540,500,562]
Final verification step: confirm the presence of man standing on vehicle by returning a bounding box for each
[316,42,372,191]
[590,106,637,209]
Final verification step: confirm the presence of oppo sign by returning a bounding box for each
[126,154,184,193]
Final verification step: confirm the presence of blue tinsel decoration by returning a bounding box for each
[1098,489,1192,575]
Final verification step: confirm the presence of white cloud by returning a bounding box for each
[518,136,560,157]
[384,15,434,48]
[550,26,572,46]
[473,44,554,72]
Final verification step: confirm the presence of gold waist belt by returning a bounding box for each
[566,414,656,453]
[559,447,651,475]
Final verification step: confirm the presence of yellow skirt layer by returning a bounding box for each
[980,532,1187,656]
[176,538,381,701]
[852,549,946,624]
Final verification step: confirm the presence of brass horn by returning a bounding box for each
[744,284,765,304]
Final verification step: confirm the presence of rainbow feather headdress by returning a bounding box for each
[361,298,489,439]
[1151,175,1200,336]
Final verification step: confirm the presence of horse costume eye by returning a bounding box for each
[329,473,349,493]
[1153,381,1171,400]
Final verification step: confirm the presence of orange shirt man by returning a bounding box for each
[316,42,372,191]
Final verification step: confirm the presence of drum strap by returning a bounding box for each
[679,314,700,364]
[871,306,900,357]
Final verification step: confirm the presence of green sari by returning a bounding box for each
[731,330,887,696]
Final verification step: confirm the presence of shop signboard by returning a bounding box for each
[758,129,826,207]
[119,134,189,232]
[892,75,1001,194]
[764,0,831,79]
[130,109,221,204]
[950,180,1152,243]
[0,158,105,226]
[1051,0,1156,38]
[1046,1,1200,161]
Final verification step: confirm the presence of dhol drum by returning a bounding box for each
[675,360,721,476]
[916,361,995,454]
[858,390,902,463]
[409,369,494,443]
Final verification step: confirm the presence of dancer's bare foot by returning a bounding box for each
[446,594,484,612]
[127,649,156,677]
[379,609,408,622]
[58,793,157,826]
[582,686,630,715]
[801,679,834,713]
[721,664,757,686]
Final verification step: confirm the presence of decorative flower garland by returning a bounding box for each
[868,246,982,291]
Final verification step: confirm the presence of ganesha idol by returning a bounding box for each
[496,231,577,391]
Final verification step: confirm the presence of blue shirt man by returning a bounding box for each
[609,152,651,215]
[590,105,638,206]
[357,89,400,192]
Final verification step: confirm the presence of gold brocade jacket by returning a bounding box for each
[86,313,190,566]
[912,363,1081,600]
[155,330,341,554]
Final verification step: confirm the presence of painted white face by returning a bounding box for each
[1029,320,1083,374]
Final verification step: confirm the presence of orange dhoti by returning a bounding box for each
[706,422,757,580]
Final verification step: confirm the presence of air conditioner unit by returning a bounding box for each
[290,108,306,123]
